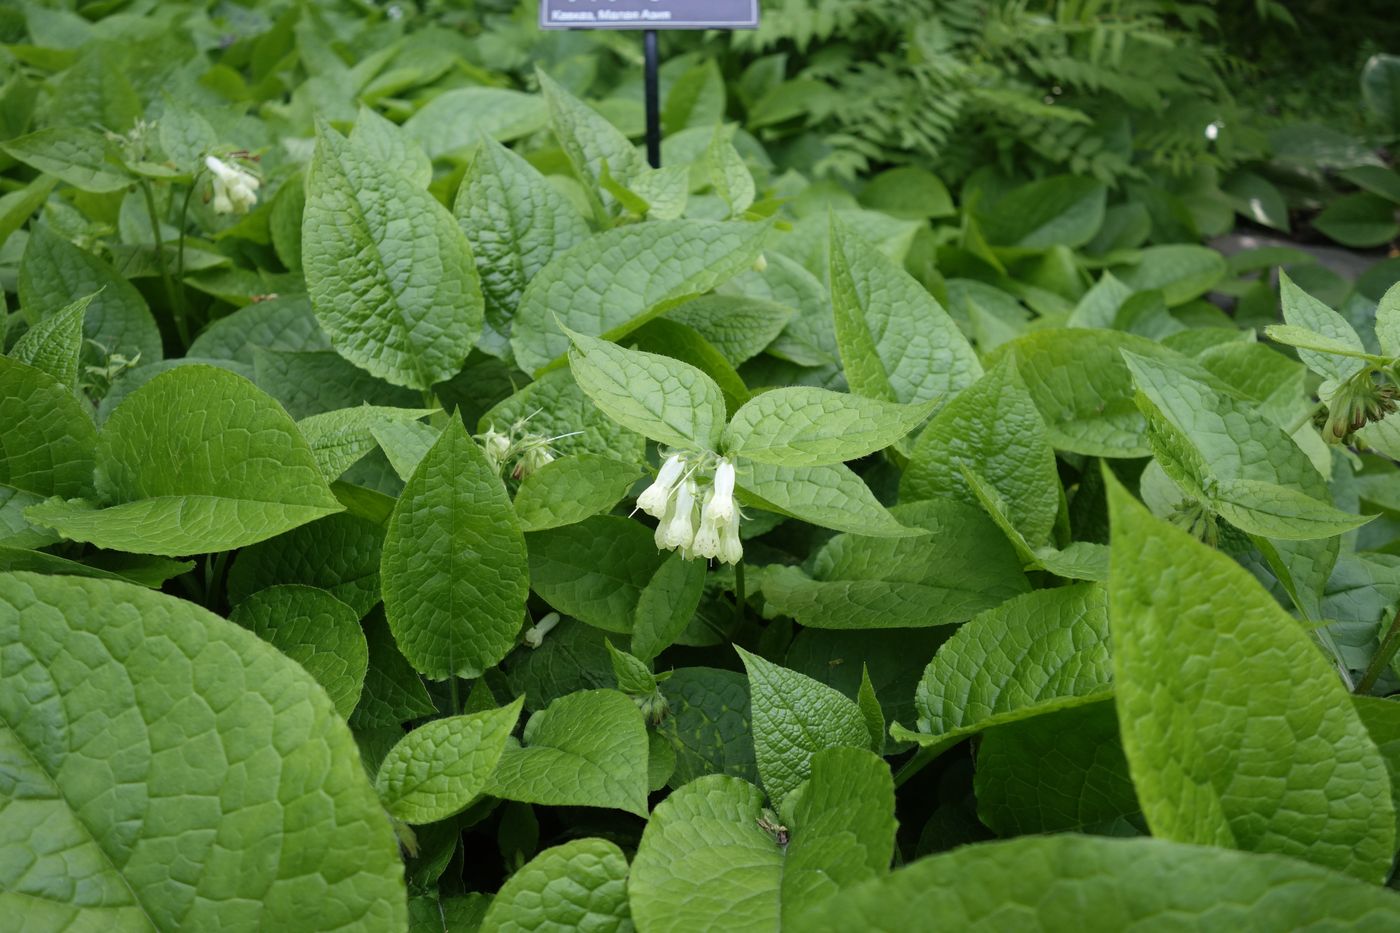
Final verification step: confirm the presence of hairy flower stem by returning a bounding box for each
[173,173,202,346]
[734,558,746,626]
[140,179,188,347]
[1356,606,1400,695]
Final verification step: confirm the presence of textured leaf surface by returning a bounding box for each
[738,648,871,803]
[735,461,916,538]
[976,175,1106,249]
[350,611,436,730]
[479,838,633,933]
[299,406,436,481]
[381,418,528,679]
[632,551,707,663]
[630,748,895,933]
[659,667,757,787]
[902,356,1060,547]
[10,291,89,389]
[1278,271,1367,383]
[375,699,522,824]
[27,366,343,556]
[760,499,1029,629]
[567,330,726,450]
[898,584,1113,753]
[228,584,369,718]
[1107,477,1394,881]
[828,218,980,404]
[526,517,666,633]
[227,513,384,619]
[485,689,649,816]
[512,455,642,532]
[724,388,937,466]
[512,220,769,374]
[479,370,645,463]
[304,125,482,390]
[0,356,97,499]
[787,836,1400,932]
[401,87,548,159]
[0,571,406,930]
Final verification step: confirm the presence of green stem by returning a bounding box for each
[173,174,200,346]
[204,551,230,612]
[733,558,746,627]
[139,180,186,347]
[1357,606,1400,695]
[448,676,461,716]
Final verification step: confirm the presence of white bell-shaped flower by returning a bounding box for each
[692,487,723,559]
[717,512,743,565]
[702,457,736,526]
[481,426,511,472]
[658,477,699,552]
[637,453,687,518]
[205,155,260,214]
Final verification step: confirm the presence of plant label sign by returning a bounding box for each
[539,0,759,30]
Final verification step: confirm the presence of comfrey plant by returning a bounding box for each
[637,451,742,563]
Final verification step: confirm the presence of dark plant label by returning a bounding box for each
[539,0,759,30]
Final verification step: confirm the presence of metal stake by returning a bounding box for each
[644,29,661,168]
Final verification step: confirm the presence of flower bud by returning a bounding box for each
[637,453,686,518]
[702,457,736,526]
[659,478,699,552]
[205,155,260,214]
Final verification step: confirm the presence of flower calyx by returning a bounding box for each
[1321,370,1399,444]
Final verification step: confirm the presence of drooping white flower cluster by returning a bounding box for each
[205,155,261,214]
[637,452,742,564]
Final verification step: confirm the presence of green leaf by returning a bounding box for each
[19,224,162,369]
[606,640,657,695]
[858,166,954,220]
[1066,271,1134,329]
[1,127,131,192]
[1279,270,1368,383]
[381,417,528,679]
[566,329,726,451]
[856,666,885,754]
[659,667,757,787]
[227,512,384,620]
[1264,323,1387,362]
[902,355,1060,547]
[455,137,590,360]
[1117,245,1227,306]
[502,617,616,712]
[479,369,645,464]
[304,123,482,391]
[759,499,1030,630]
[632,550,708,663]
[626,317,751,414]
[511,454,642,532]
[975,701,1142,836]
[536,68,645,221]
[724,388,935,466]
[402,88,548,159]
[787,835,1400,932]
[630,747,896,932]
[228,584,369,718]
[479,838,633,933]
[299,405,436,481]
[1362,53,1400,131]
[526,516,666,633]
[737,647,871,803]
[668,296,793,367]
[350,104,432,189]
[0,571,406,930]
[1124,350,1367,540]
[375,698,523,824]
[351,610,437,730]
[1313,192,1400,248]
[1106,475,1394,881]
[485,689,649,816]
[976,175,1106,249]
[28,366,343,556]
[895,584,1112,754]
[370,418,440,482]
[1376,281,1400,359]
[1002,328,1177,457]
[512,220,770,375]
[9,290,90,389]
[828,217,981,405]
[0,356,97,499]
[735,461,917,538]
[186,294,328,364]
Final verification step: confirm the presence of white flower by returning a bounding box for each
[692,487,723,559]
[481,426,511,472]
[523,612,561,648]
[658,478,699,552]
[513,442,555,480]
[637,453,686,518]
[718,514,743,565]
[702,457,736,526]
[205,155,260,214]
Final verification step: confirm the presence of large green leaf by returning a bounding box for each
[479,369,645,464]
[735,461,917,538]
[0,356,97,499]
[1,127,131,192]
[1107,476,1394,881]
[724,388,936,466]
[1313,192,1400,248]
[511,454,643,533]
[455,137,590,360]
[401,88,548,159]
[303,124,482,391]
[27,366,343,556]
[374,698,523,824]
[902,355,1060,547]
[738,648,870,804]
[894,584,1113,754]
[0,571,406,930]
[1116,245,1226,306]
[227,512,384,619]
[381,417,528,680]
[9,291,89,389]
[632,550,707,662]
[536,69,645,221]
[511,220,769,375]
[479,838,633,933]
[828,218,980,405]
[976,175,1106,249]
[527,516,666,634]
[759,499,1029,630]
[229,584,369,719]
[629,748,896,933]
[485,689,649,816]
[566,329,726,451]
[350,610,436,730]
[787,836,1400,932]
[659,667,757,787]
[1278,270,1367,384]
